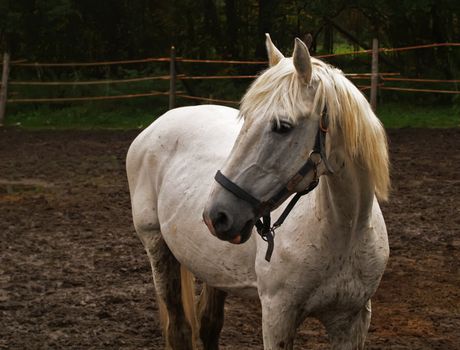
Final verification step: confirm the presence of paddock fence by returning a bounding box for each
[1,40,459,125]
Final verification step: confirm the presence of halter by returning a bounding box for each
[214,108,333,262]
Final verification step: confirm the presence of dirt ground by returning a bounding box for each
[0,127,459,350]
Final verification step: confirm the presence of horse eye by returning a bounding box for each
[272,120,293,134]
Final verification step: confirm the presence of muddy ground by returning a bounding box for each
[0,127,459,349]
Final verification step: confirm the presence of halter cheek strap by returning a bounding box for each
[214,110,332,262]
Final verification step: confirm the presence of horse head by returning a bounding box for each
[203,35,336,244]
[203,34,389,246]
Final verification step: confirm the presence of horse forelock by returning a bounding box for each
[239,56,390,201]
[239,58,315,125]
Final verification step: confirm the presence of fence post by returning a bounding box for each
[0,52,10,126]
[370,38,379,112]
[169,46,176,110]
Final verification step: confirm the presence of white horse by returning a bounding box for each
[126,35,390,350]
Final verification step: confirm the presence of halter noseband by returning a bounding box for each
[214,109,333,262]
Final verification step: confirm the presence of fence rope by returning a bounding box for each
[177,94,239,105]
[179,75,257,80]
[177,58,266,65]
[380,42,460,53]
[379,86,460,94]
[11,57,170,67]
[5,43,460,68]
[381,77,460,83]
[316,42,460,58]
[5,73,402,88]
[7,91,170,103]
[9,75,179,86]
[3,43,460,105]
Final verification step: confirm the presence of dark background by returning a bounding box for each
[1,0,459,64]
[1,1,459,93]
[1,0,459,126]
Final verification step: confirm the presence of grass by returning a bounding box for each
[5,102,169,130]
[377,103,459,128]
[3,101,459,130]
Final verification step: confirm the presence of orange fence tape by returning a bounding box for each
[316,50,373,58]
[380,42,460,53]
[177,58,266,65]
[179,75,257,80]
[177,94,239,105]
[7,73,402,87]
[7,91,170,103]
[381,77,460,83]
[10,59,27,64]
[180,72,398,81]
[347,73,400,80]
[5,42,460,103]
[316,42,460,58]
[7,74,255,87]
[379,86,460,94]
[9,75,177,86]
[11,57,170,67]
[6,43,460,68]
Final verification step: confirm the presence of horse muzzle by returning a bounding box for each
[202,203,255,244]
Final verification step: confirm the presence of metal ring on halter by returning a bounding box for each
[319,106,329,133]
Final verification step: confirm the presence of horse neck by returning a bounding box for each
[316,152,375,248]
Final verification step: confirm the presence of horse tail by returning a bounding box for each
[158,298,170,347]
[181,264,198,348]
[157,265,198,349]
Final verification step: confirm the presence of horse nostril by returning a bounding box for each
[212,210,233,233]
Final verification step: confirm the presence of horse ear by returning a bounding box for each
[265,33,284,67]
[293,37,312,84]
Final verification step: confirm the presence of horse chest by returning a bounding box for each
[309,245,387,314]
[323,260,370,305]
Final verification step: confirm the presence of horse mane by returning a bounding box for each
[240,57,390,201]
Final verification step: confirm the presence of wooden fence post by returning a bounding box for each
[370,38,379,112]
[0,52,10,126]
[169,46,176,110]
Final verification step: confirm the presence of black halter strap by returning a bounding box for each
[214,110,332,262]
[215,171,261,208]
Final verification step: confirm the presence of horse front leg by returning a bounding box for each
[260,295,302,350]
[322,299,372,350]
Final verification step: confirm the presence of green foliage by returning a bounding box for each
[377,103,460,128]
[5,103,458,130]
[6,103,168,130]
